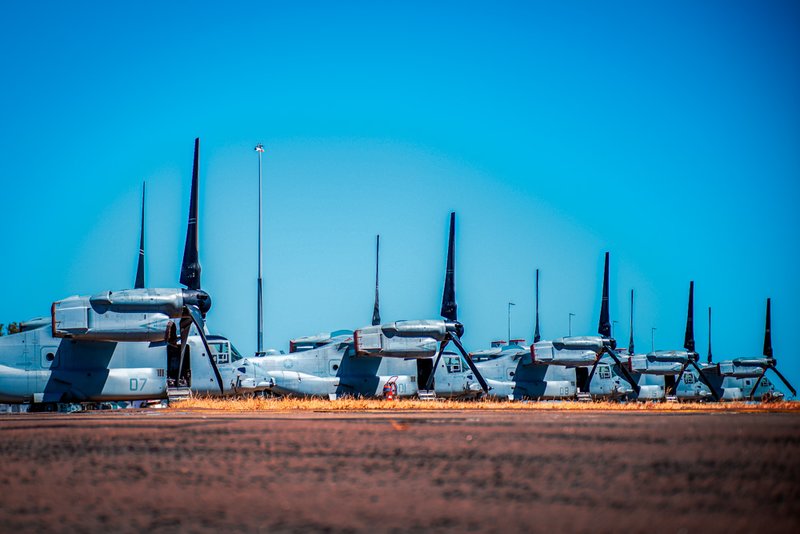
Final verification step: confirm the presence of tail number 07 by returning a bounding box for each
[129,378,148,391]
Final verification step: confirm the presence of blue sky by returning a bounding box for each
[1,1,799,392]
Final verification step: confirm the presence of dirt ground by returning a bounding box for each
[0,409,798,533]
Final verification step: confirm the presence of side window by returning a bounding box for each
[598,366,611,379]
[761,377,771,387]
[684,373,695,384]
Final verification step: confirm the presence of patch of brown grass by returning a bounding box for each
[171,396,800,413]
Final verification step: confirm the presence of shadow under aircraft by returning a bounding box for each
[248,213,490,399]
[0,138,256,408]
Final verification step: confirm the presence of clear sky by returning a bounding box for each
[1,1,799,392]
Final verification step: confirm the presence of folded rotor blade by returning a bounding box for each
[684,281,695,352]
[767,365,796,397]
[184,304,224,395]
[585,357,601,394]
[180,138,202,290]
[177,318,191,385]
[605,347,641,395]
[748,369,766,400]
[673,363,687,396]
[440,212,457,322]
[425,339,449,391]
[450,334,489,394]
[598,252,611,338]
[689,360,720,401]
[134,181,146,289]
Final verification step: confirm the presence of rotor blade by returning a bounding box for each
[533,269,541,343]
[707,306,713,364]
[177,318,191,385]
[440,212,457,321]
[134,181,146,289]
[628,289,634,355]
[180,138,202,290]
[598,252,611,338]
[585,357,601,393]
[767,364,796,397]
[684,281,695,352]
[605,347,641,395]
[763,298,772,358]
[372,234,380,326]
[689,360,720,401]
[450,334,489,394]
[748,368,766,400]
[184,304,224,395]
[424,338,449,391]
[673,363,687,396]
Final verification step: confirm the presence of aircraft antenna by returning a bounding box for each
[372,234,380,326]
[533,269,541,343]
[134,181,146,289]
[255,143,265,355]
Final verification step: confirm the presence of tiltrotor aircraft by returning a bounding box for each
[248,213,490,399]
[628,281,720,401]
[525,253,642,399]
[0,138,256,407]
[686,300,796,401]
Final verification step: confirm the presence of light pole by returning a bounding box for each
[507,302,516,343]
[255,143,265,356]
[569,312,575,336]
[651,327,656,352]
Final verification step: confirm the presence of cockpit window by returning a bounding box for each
[229,343,243,362]
[444,356,462,374]
[209,341,230,364]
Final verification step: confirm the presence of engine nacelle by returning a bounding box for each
[353,324,438,358]
[89,289,186,316]
[550,336,604,352]
[630,355,684,375]
[51,295,172,342]
[718,361,764,378]
[645,350,692,363]
[379,320,450,340]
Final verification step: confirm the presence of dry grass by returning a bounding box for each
[171,396,800,413]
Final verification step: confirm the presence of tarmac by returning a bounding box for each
[0,409,798,533]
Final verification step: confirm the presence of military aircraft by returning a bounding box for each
[0,138,255,407]
[527,253,642,399]
[691,300,796,401]
[628,282,720,401]
[469,270,578,400]
[250,213,489,399]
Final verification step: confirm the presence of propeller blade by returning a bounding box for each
[440,212,457,321]
[763,298,772,358]
[684,281,695,352]
[450,334,489,394]
[184,304,224,395]
[585,357,601,394]
[424,338,449,391]
[372,234,380,326]
[628,289,634,356]
[673,363,687,395]
[533,269,541,343]
[748,368,766,400]
[767,364,796,397]
[707,306,713,364]
[134,181,146,289]
[177,318,191,385]
[605,347,641,395]
[598,252,611,338]
[689,360,720,401]
[180,138,202,290]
